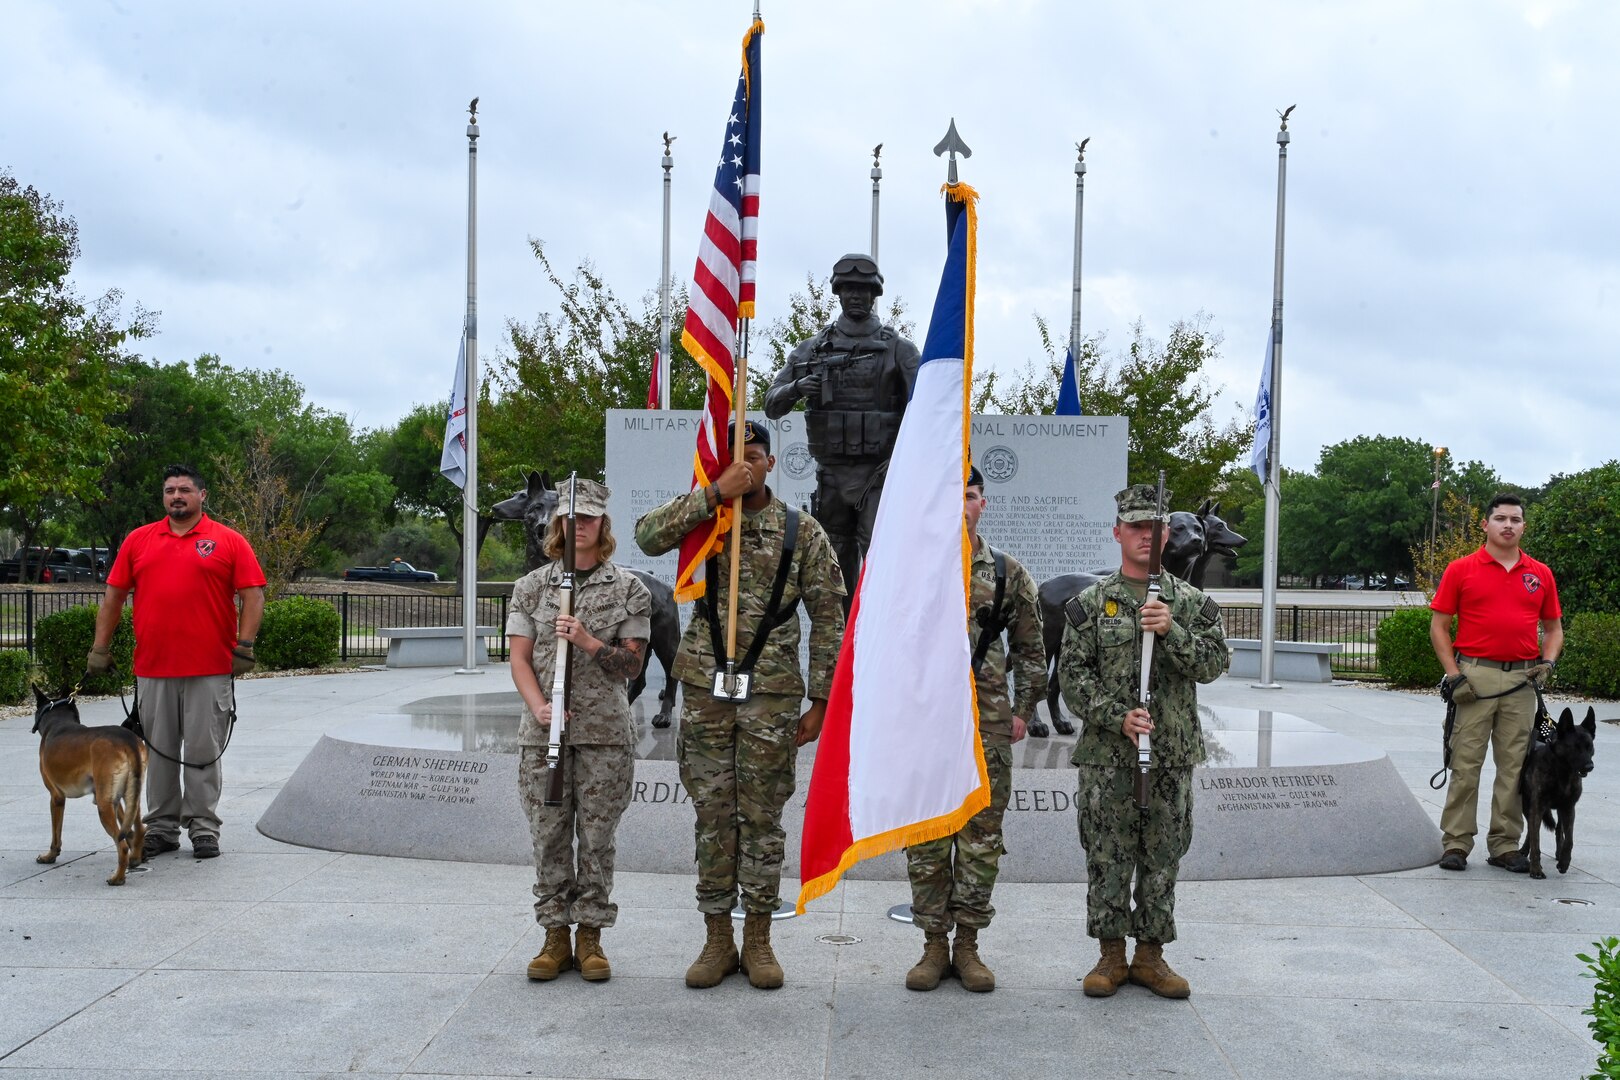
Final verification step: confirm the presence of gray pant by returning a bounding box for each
[137,675,233,842]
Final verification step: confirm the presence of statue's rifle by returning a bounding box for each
[1135,471,1166,812]
[544,473,578,807]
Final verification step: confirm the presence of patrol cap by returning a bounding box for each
[967,463,985,489]
[726,419,771,454]
[830,253,884,295]
[556,477,611,516]
[1115,483,1170,523]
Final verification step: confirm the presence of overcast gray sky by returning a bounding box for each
[4,0,1614,489]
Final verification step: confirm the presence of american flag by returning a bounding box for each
[674,16,763,604]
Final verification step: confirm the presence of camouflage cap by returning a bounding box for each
[726,419,771,453]
[1115,483,1169,523]
[556,477,611,517]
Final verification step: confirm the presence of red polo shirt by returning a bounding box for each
[107,514,267,678]
[1431,546,1560,662]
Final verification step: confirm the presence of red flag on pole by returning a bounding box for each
[646,348,661,409]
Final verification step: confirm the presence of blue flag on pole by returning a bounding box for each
[1055,345,1082,415]
[1251,328,1273,483]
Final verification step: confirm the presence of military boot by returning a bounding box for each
[951,926,995,993]
[526,925,573,981]
[684,913,740,989]
[574,925,610,982]
[1081,938,1129,997]
[905,932,951,991]
[740,912,784,989]
[1129,941,1191,998]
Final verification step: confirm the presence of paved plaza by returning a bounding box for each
[1,664,1613,1079]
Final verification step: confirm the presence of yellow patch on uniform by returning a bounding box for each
[1104,598,1119,618]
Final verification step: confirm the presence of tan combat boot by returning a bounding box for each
[574,925,610,982]
[1129,941,1191,998]
[951,926,995,993]
[684,913,740,988]
[526,925,573,981]
[905,931,951,991]
[1081,938,1129,997]
[740,912,785,989]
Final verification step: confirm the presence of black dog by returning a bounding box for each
[1517,705,1597,879]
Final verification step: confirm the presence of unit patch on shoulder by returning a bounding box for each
[1200,595,1222,625]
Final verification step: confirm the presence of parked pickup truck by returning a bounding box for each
[0,547,102,584]
[342,561,440,583]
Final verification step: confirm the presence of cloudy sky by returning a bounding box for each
[4,0,1614,489]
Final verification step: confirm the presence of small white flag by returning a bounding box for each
[440,332,468,489]
[1251,328,1274,484]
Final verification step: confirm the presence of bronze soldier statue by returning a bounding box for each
[764,254,920,602]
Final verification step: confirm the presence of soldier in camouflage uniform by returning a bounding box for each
[634,421,846,990]
[1058,484,1227,999]
[904,464,1046,994]
[508,479,652,984]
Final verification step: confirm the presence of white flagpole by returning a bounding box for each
[1070,138,1089,354]
[458,98,482,673]
[1254,106,1293,690]
[869,143,882,261]
[660,133,674,410]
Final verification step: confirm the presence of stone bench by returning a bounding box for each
[1225,638,1343,683]
[377,626,498,668]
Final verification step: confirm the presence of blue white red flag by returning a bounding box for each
[675,17,764,603]
[797,184,987,910]
[1056,345,1083,415]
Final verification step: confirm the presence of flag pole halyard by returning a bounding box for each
[1254,105,1293,690]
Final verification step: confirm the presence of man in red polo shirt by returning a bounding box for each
[88,464,267,861]
[1430,493,1563,874]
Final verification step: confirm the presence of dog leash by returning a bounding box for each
[114,670,238,770]
[1429,676,1537,790]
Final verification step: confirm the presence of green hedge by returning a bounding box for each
[258,596,340,671]
[1377,606,1445,688]
[1559,612,1620,699]
[0,649,28,705]
[35,605,135,696]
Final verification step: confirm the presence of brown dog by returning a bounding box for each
[32,686,148,885]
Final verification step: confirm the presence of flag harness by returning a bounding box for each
[703,506,800,703]
[970,546,1008,675]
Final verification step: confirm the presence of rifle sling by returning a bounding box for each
[704,506,801,676]
[970,546,1008,674]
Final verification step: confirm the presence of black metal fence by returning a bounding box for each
[0,588,511,663]
[2,587,1390,675]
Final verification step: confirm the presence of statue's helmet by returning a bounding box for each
[830,253,884,295]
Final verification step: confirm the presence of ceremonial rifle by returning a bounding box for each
[544,474,578,806]
[1135,471,1166,811]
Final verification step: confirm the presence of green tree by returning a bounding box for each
[1527,460,1620,615]
[0,171,154,561]
[1280,434,1443,582]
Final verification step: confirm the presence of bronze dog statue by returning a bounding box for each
[32,686,147,885]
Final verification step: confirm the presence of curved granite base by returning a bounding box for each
[257,694,1440,881]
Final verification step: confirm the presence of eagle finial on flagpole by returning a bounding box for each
[469,97,478,123]
[933,118,972,186]
[1075,137,1090,163]
[1277,104,1296,130]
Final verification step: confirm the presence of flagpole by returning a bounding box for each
[722,321,748,695]
[869,143,882,261]
[458,97,482,674]
[1069,138,1089,354]
[1254,106,1293,691]
[659,132,674,410]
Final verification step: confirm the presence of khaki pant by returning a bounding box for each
[138,675,233,843]
[1440,659,1536,857]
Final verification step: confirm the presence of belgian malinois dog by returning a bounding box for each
[32,686,148,885]
[1517,705,1598,880]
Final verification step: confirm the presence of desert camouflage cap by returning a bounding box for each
[557,477,611,517]
[1115,483,1169,523]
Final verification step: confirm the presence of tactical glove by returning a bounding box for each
[86,645,112,675]
[1526,661,1554,688]
[231,645,257,677]
[1445,673,1477,705]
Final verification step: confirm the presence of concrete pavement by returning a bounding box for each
[0,664,1613,1079]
